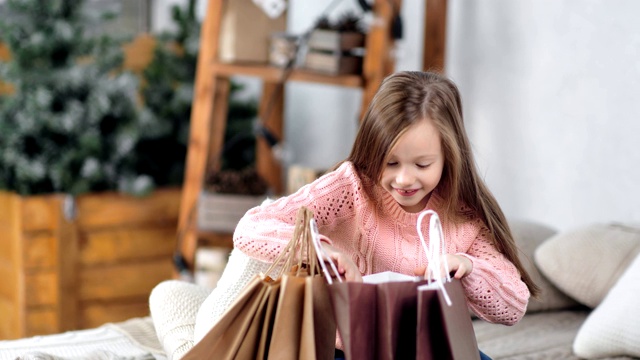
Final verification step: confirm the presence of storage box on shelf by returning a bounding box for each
[303,29,365,75]
[218,0,287,64]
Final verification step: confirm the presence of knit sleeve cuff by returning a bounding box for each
[455,252,476,272]
[319,234,333,245]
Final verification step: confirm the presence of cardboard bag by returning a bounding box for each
[218,0,287,64]
[416,279,480,360]
[329,276,429,360]
[182,274,281,359]
[183,207,335,360]
[267,274,336,360]
[318,210,481,360]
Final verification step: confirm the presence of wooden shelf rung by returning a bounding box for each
[210,62,363,87]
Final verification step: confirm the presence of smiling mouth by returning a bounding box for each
[396,188,418,196]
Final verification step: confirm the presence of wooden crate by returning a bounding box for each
[303,51,363,75]
[307,29,365,53]
[0,188,181,340]
[197,191,266,233]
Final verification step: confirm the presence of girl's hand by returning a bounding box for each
[443,254,473,279]
[321,243,362,282]
[413,254,473,280]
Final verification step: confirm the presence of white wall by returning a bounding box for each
[446,0,640,230]
[169,0,640,231]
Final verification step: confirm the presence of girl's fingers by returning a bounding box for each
[454,267,465,279]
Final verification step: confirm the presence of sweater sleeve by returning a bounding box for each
[233,162,363,263]
[457,222,530,325]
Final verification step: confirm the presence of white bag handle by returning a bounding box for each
[417,210,452,306]
[310,218,343,284]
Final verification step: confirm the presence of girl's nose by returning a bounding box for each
[396,167,414,186]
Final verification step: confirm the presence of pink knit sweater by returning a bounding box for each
[234,162,529,325]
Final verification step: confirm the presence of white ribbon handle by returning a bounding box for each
[310,218,342,284]
[417,210,452,306]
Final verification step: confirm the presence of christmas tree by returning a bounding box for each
[135,1,200,187]
[0,0,165,196]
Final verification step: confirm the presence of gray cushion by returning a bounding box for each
[534,223,640,308]
[508,219,579,313]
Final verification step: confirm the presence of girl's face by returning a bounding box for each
[380,118,444,213]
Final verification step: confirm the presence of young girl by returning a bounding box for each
[151,71,537,359]
[232,70,537,327]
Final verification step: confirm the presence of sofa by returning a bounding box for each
[472,220,640,360]
[1,220,639,360]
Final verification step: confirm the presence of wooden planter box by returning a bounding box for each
[197,191,266,233]
[0,187,181,340]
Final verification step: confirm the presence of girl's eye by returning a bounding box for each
[386,162,398,167]
[417,164,431,169]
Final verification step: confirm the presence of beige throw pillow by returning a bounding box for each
[508,219,578,313]
[534,223,640,308]
[573,253,640,358]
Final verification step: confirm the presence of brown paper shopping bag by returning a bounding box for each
[267,272,336,360]
[376,280,430,359]
[267,207,336,360]
[416,279,480,360]
[266,273,306,359]
[302,273,338,359]
[182,274,280,359]
[325,281,377,360]
[415,210,480,360]
[316,210,481,360]
[328,273,428,360]
[184,207,335,360]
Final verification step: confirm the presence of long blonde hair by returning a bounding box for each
[346,71,539,297]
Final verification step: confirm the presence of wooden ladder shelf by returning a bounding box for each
[175,0,449,273]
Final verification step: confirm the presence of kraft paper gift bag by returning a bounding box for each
[324,279,378,360]
[416,278,480,360]
[182,274,281,359]
[311,220,428,360]
[315,210,480,360]
[414,210,480,360]
[267,272,336,360]
[183,207,335,360]
[327,272,428,360]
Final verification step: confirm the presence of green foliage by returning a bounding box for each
[0,0,164,196]
[136,1,200,187]
[0,0,259,196]
[137,0,258,184]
